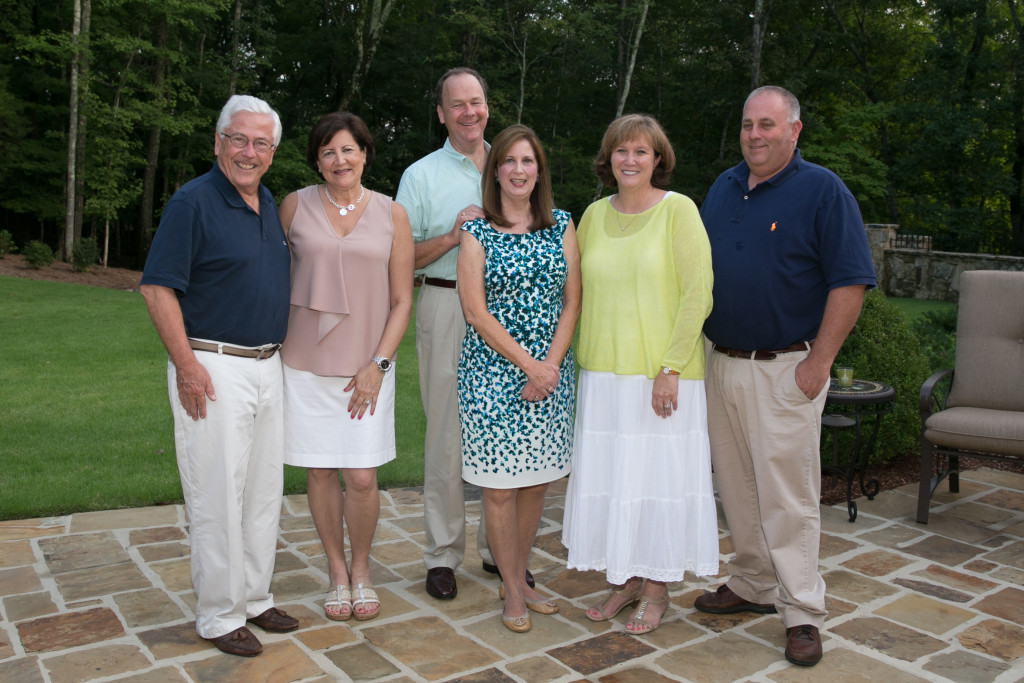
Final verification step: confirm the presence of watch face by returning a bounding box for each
[377,357,392,371]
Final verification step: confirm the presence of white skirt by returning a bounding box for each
[282,364,397,469]
[562,370,720,583]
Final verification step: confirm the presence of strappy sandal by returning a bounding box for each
[352,583,381,621]
[585,578,643,622]
[324,585,352,621]
[625,593,669,635]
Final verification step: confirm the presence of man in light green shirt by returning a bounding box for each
[396,67,494,600]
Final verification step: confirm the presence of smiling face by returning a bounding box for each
[610,136,660,192]
[741,90,802,186]
[317,128,366,192]
[437,72,489,154]
[214,110,277,199]
[496,138,539,204]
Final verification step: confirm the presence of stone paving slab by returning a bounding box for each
[0,469,1022,681]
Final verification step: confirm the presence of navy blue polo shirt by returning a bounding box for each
[701,150,876,350]
[141,164,290,346]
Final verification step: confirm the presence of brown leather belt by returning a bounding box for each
[423,277,457,289]
[189,339,281,360]
[712,341,811,361]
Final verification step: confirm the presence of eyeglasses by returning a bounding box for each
[219,132,275,154]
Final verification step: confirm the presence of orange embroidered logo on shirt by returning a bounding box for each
[770,222,777,232]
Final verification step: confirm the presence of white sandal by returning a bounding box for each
[324,585,352,621]
[352,583,381,621]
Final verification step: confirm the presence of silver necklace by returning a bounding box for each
[324,184,364,216]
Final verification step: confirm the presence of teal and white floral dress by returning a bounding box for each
[457,209,574,489]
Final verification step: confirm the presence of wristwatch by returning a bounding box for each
[373,355,392,373]
[662,366,679,375]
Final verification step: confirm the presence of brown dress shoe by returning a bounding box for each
[247,607,299,633]
[425,567,457,600]
[693,584,777,614]
[206,626,263,657]
[785,624,823,666]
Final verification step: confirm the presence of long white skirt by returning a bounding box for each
[562,370,720,584]
[282,364,397,469]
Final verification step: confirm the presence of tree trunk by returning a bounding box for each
[595,0,651,201]
[340,0,395,111]
[228,0,242,95]
[64,0,82,261]
[750,0,771,91]
[137,16,168,263]
[74,0,91,246]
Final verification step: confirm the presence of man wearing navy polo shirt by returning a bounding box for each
[695,86,876,667]
[140,95,297,657]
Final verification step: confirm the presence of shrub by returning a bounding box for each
[23,241,54,269]
[912,308,957,373]
[71,236,99,272]
[831,289,932,465]
[0,230,14,257]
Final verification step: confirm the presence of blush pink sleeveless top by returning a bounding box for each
[281,185,394,377]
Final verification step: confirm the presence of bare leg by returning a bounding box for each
[307,468,350,618]
[482,487,526,619]
[514,483,548,604]
[341,467,380,617]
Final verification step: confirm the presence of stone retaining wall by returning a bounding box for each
[864,224,1024,302]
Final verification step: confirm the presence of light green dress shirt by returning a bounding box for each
[396,138,489,280]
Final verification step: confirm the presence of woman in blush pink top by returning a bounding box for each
[279,112,414,623]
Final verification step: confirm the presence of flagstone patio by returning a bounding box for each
[1,469,1022,682]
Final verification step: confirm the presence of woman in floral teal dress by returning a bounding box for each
[456,124,581,633]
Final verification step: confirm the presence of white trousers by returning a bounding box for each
[168,352,284,638]
[416,284,491,568]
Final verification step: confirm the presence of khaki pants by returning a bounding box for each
[416,284,491,569]
[168,353,283,639]
[705,348,828,628]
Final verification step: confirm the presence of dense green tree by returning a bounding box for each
[2,0,1024,265]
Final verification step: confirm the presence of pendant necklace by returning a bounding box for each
[324,184,364,216]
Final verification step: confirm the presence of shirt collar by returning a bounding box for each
[208,162,270,210]
[727,148,804,190]
[442,137,491,163]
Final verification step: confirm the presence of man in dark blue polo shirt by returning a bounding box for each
[695,86,876,667]
[140,95,297,657]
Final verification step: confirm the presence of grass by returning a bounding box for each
[0,275,425,520]
[0,277,956,520]
[888,296,955,324]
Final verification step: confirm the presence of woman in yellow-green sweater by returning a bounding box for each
[561,114,719,635]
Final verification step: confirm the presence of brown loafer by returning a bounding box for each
[247,607,299,633]
[206,626,263,657]
[425,567,457,600]
[693,584,777,615]
[785,624,823,666]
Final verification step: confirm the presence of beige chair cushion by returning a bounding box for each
[925,406,1024,457]
[946,271,1024,412]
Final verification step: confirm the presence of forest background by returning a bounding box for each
[3,0,1024,269]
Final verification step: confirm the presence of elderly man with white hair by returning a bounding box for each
[141,94,297,657]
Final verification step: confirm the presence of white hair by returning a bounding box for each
[217,95,282,146]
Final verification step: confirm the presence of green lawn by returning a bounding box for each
[0,275,425,520]
[888,296,955,324]
[0,276,957,520]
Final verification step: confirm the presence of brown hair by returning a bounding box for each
[435,67,488,107]
[305,112,375,173]
[481,124,555,232]
[593,114,675,189]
